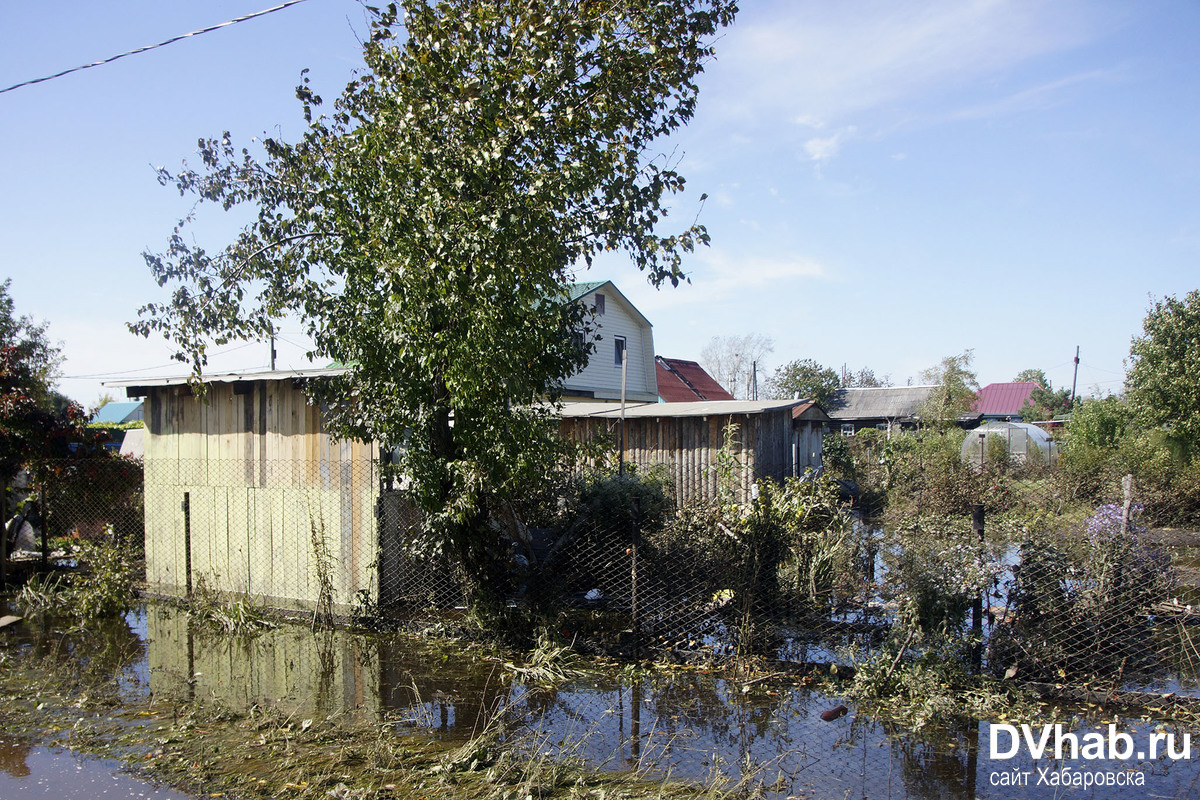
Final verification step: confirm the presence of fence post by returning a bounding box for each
[970,503,985,674]
[1120,474,1134,537]
[630,497,640,660]
[39,477,48,572]
[0,479,6,587]
[182,491,193,599]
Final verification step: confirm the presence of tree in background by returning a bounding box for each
[1014,368,1074,422]
[0,288,103,483]
[844,366,890,388]
[767,358,840,406]
[700,333,773,399]
[0,280,67,413]
[918,350,979,428]
[132,0,738,613]
[1126,290,1200,460]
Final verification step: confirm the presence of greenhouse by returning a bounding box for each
[961,421,1058,467]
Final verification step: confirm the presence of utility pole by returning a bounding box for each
[1070,345,1080,405]
[751,360,758,401]
[269,328,277,371]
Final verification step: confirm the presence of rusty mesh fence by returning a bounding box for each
[9,454,1200,798]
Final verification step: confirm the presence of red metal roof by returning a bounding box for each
[655,357,735,402]
[973,382,1039,416]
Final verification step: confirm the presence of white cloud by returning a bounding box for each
[610,248,830,316]
[945,68,1118,121]
[710,0,1114,130]
[803,127,857,163]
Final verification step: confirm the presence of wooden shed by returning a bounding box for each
[558,399,828,504]
[110,369,381,615]
[110,368,828,613]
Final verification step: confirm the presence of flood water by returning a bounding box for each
[0,745,192,799]
[3,603,1200,799]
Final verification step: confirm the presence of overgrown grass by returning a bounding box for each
[15,542,137,620]
[186,575,277,635]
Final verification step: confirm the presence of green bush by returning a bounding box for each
[989,504,1176,683]
[16,542,138,620]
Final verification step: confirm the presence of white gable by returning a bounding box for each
[562,282,657,403]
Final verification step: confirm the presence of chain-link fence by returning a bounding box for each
[17,454,1197,693]
[9,452,1200,797]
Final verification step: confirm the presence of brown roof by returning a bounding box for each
[655,356,735,402]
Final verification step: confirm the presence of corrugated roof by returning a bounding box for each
[973,382,1038,416]
[90,401,143,424]
[655,356,735,402]
[826,386,937,420]
[102,366,348,390]
[559,399,806,419]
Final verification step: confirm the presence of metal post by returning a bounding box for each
[971,503,985,674]
[1070,345,1080,405]
[619,346,628,476]
[182,492,193,598]
[630,497,640,660]
[0,480,6,587]
[39,479,47,572]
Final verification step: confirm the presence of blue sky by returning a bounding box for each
[3,0,1198,406]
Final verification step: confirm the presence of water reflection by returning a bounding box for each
[136,607,1200,799]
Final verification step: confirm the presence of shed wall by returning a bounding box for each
[143,381,379,612]
[560,409,822,504]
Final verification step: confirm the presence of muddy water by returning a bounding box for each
[0,745,192,799]
[4,603,1200,800]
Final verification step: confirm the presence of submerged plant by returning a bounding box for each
[15,542,137,620]
[186,575,276,634]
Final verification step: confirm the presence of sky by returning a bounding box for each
[3,0,1199,407]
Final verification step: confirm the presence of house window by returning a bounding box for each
[840,423,855,437]
[614,335,627,366]
[594,293,605,315]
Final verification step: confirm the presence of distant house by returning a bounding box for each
[825,386,937,436]
[973,382,1039,422]
[562,281,658,404]
[89,400,145,452]
[655,356,735,402]
[91,400,144,425]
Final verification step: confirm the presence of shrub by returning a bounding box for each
[989,503,1175,682]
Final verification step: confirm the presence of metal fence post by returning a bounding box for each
[182,491,193,598]
[630,497,640,660]
[39,476,48,571]
[971,503,985,674]
[0,479,6,587]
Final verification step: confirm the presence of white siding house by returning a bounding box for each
[561,281,658,404]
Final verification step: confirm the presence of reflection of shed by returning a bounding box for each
[558,399,828,504]
[108,369,380,614]
[961,421,1058,467]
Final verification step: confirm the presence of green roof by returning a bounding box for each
[566,281,608,301]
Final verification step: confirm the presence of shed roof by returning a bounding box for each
[90,400,143,424]
[655,356,735,402]
[973,382,1038,416]
[559,398,809,419]
[826,386,937,420]
[103,366,348,396]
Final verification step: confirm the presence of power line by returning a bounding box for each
[1,0,311,96]
[62,341,261,379]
